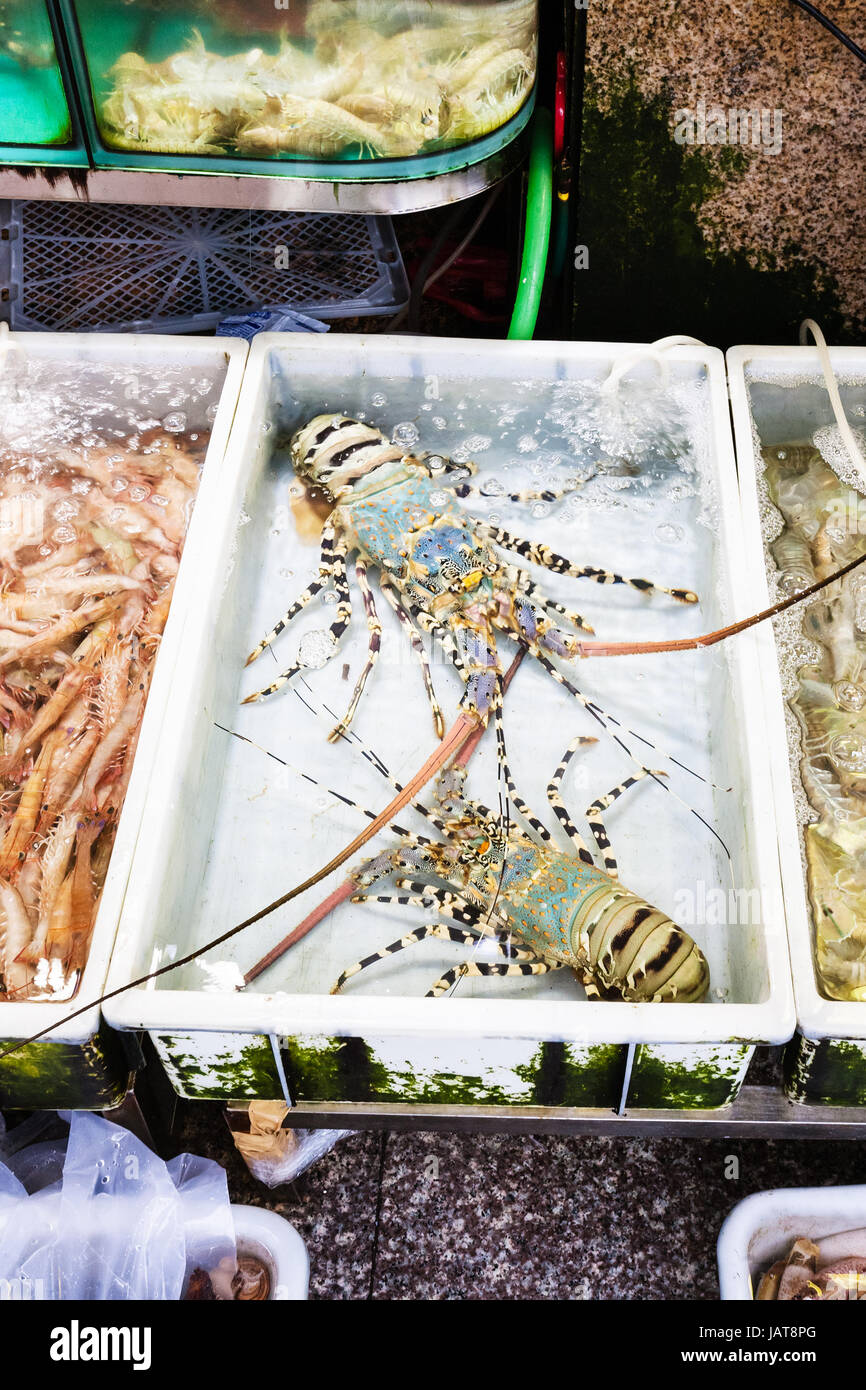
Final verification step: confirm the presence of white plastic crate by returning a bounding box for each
[728,346,866,1105]
[0,201,408,333]
[101,334,795,1110]
[0,330,247,1070]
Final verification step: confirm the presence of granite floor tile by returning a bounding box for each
[368,1131,866,1300]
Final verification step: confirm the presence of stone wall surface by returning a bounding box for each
[575,0,866,344]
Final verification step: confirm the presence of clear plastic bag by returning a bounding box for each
[0,1112,235,1300]
[230,1101,354,1188]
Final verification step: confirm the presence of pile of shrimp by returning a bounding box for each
[99,0,537,159]
[0,427,205,1001]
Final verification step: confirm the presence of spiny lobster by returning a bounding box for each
[243,412,697,751]
[233,689,709,1004]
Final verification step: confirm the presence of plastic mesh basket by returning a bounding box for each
[0,201,408,332]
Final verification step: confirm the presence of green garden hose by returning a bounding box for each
[508,107,554,341]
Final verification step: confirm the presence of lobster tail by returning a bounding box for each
[572,887,710,1003]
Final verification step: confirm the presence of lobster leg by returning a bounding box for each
[332,901,536,994]
[584,770,660,879]
[512,571,594,634]
[246,517,339,665]
[545,735,600,865]
[427,958,565,998]
[467,517,698,604]
[354,887,497,929]
[327,557,381,743]
[332,923,487,994]
[244,534,352,703]
[495,590,581,661]
[378,578,444,738]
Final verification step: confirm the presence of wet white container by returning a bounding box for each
[230,1205,309,1301]
[717,1184,866,1299]
[103,335,794,1111]
[728,345,866,1106]
[0,331,247,1109]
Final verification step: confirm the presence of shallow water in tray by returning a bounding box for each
[761,427,866,1002]
[146,363,767,1009]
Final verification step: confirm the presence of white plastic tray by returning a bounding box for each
[718,1184,866,1299]
[103,334,794,1050]
[728,345,866,1044]
[0,331,247,1047]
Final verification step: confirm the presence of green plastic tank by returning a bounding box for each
[0,0,87,165]
[60,0,537,179]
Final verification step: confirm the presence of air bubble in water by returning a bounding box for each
[426,455,447,474]
[464,434,491,453]
[488,513,501,526]
[321,589,338,605]
[517,434,538,453]
[777,449,787,460]
[532,502,551,519]
[52,499,79,521]
[432,417,447,430]
[110,476,129,493]
[151,494,168,508]
[429,490,449,506]
[655,523,684,544]
[163,411,187,433]
[481,478,505,497]
[52,525,77,543]
[128,485,149,502]
[299,630,338,669]
[831,733,866,773]
[834,681,866,712]
[371,392,388,408]
[392,421,420,448]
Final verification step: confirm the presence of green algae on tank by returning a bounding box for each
[0,1022,128,1110]
[0,0,73,148]
[784,1033,866,1107]
[763,444,866,1002]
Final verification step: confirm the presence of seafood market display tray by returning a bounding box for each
[104,334,794,1110]
[728,345,866,1107]
[717,1184,866,1299]
[0,330,247,1109]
